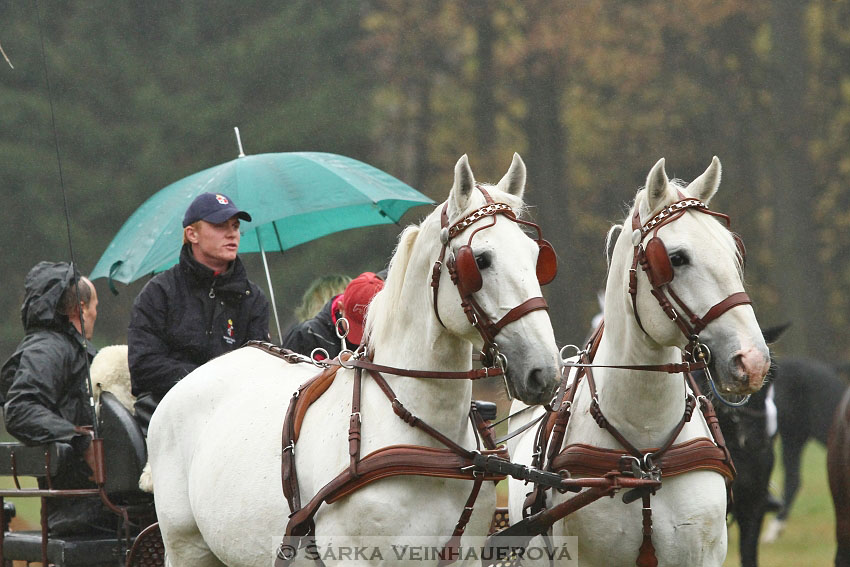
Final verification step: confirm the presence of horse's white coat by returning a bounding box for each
[148,154,560,566]
[509,157,770,567]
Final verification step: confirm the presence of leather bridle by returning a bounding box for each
[430,185,557,382]
[629,195,752,367]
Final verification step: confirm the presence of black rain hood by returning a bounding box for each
[21,261,80,332]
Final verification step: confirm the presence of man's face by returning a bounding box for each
[186,217,241,271]
[80,278,98,340]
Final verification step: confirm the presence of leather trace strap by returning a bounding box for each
[431,185,553,374]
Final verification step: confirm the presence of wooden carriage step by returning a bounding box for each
[2,530,130,566]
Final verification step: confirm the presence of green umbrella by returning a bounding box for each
[90,145,434,338]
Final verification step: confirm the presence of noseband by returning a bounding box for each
[431,186,557,376]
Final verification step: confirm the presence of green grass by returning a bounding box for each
[725,441,836,566]
[0,475,43,531]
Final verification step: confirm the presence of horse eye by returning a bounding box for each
[475,252,492,270]
[669,251,688,267]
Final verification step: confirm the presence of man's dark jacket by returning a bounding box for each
[281,296,344,359]
[128,244,270,402]
[1,262,104,534]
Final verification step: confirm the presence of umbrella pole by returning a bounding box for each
[256,230,283,343]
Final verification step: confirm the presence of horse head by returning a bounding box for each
[612,156,770,395]
[366,153,559,405]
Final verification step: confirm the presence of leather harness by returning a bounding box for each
[259,342,507,567]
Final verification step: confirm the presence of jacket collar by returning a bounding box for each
[179,244,249,292]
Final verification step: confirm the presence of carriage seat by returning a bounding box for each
[98,391,148,498]
[0,441,133,566]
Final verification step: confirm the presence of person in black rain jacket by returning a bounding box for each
[1,261,111,535]
[128,192,270,435]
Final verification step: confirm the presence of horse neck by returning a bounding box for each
[368,267,474,436]
[591,283,688,447]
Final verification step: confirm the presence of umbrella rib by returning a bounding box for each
[272,221,285,252]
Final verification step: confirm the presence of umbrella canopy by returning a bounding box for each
[90,152,434,285]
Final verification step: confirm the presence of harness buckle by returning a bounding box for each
[283,441,295,455]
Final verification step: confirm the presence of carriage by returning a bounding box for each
[0,390,161,566]
[0,154,767,567]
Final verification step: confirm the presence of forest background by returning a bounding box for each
[1,0,849,365]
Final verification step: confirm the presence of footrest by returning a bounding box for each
[2,530,130,566]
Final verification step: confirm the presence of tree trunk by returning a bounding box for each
[522,57,576,345]
[768,0,829,356]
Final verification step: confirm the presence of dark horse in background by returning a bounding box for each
[694,324,786,567]
[828,385,850,567]
[698,324,849,567]
[762,356,848,544]
[696,373,775,567]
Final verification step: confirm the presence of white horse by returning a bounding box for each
[148,153,560,567]
[508,157,771,567]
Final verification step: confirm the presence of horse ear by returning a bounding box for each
[496,152,526,198]
[645,158,672,212]
[450,154,475,214]
[687,156,722,204]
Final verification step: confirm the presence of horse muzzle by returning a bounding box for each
[509,363,560,406]
[719,345,771,394]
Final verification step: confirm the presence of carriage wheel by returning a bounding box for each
[125,522,165,567]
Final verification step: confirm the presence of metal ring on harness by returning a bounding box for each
[310,347,330,366]
[338,350,357,369]
[559,344,583,363]
[335,317,350,339]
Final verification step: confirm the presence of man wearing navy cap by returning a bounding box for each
[128,192,270,434]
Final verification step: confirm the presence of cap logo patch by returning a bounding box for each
[216,194,229,205]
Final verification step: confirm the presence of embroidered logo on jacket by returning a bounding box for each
[223,319,236,345]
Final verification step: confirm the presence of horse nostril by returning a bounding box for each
[733,348,771,389]
[528,367,557,393]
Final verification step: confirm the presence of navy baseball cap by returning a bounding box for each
[182,193,252,227]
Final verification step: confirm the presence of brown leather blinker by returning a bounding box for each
[536,239,558,285]
[644,237,674,287]
[455,240,558,297]
[454,245,483,297]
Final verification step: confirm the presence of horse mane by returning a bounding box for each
[363,224,422,352]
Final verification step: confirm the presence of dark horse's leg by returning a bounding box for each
[778,426,807,523]
[828,387,850,567]
[729,419,775,567]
